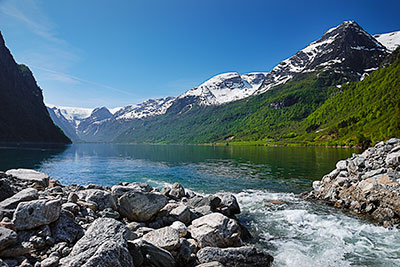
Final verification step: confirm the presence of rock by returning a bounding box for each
[187,195,221,210]
[0,227,17,251]
[386,152,400,167]
[197,246,274,267]
[196,261,225,267]
[0,188,38,211]
[12,199,61,230]
[0,179,15,202]
[361,168,387,180]
[188,213,242,248]
[5,169,49,187]
[131,239,175,267]
[312,181,321,193]
[111,183,153,197]
[168,183,186,200]
[76,189,117,211]
[0,246,31,258]
[386,138,400,145]
[336,160,348,171]
[67,192,79,203]
[40,256,59,267]
[170,205,191,224]
[59,218,133,267]
[215,193,240,217]
[117,192,167,221]
[50,215,84,244]
[176,238,192,266]
[142,226,181,251]
[170,221,187,237]
[61,202,80,215]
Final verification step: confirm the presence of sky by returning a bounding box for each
[0,0,399,108]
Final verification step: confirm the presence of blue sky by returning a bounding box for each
[0,0,399,108]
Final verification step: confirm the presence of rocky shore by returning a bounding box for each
[306,138,400,227]
[0,169,273,267]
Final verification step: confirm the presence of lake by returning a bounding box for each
[1,144,399,266]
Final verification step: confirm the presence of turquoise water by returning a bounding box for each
[1,144,399,266]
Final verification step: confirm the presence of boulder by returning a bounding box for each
[5,169,49,187]
[142,226,181,251]
[40,256,59,267]
[336,160,348,171]
[111,183,153,197]
[118,192,167,221]
[76,189,117,211]
[187,195,221,210]
[170,221,187,237]
[215,193,240,217]
[197,246,274,267]
[0,227,17,251]
[60,218,133,267]
[170,205,191,224]
[386,152,400,167]
[0,179,15,202]
[188,213,242,248]
[168,183,186,200]
[50,215,84,244]
[196,262,225,267]
[130,239,175,267]
[0,188,38,211]
[12,199,61,230]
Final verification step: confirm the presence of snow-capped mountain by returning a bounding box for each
[47,96,175,142]
[114,97,175,120]
[177,72,266,106]
[256,21,388,94]
[374,30,400,52]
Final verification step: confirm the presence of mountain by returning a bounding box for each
[169,72,266,112]
[374,30,400,52]
[113,21,393,144]
[0,32,70,144]
[48,96,175,142]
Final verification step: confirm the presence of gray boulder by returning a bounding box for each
[12,199,61,230]
[130,239,175,267]
[111,183,153,197]
[118,192,167,221]
[170,205,191,224]
[0,227,17,251]
[386,152,400,167]
[168,183,186,200]
[76,189,117,211]
[188,213,242,248]
[142,226,181,251]
[197,246,274,267]
[0,179,16,202]
[215,193,240,217]
[0,188,38,210]
[5,169,49,187]
[40,256,59,267]
[196,262,225,267]
[50,215,84,244]
[60,218,133,267]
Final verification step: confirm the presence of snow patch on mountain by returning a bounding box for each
[47,104,93,122]
[374,31,400,52]
[114,97,176,120]
[178,72,266,106]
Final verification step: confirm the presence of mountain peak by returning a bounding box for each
[256,21,388,94]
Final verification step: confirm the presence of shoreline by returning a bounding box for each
[0,169,273,267]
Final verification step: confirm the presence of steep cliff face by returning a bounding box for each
[0,32,71,144]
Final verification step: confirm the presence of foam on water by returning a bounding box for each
[235,190,400,267]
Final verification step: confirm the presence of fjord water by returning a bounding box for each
[1,144,399,266]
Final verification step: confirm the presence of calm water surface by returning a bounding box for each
[0,144,399,267]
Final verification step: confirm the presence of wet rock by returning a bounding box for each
[59,218,133,267]
[142,226,181,251]
[12,199,61,230]
[5,169,49,188]
[117,192,167,222]
[197,246,274,267]
[0,227,17,251]
[215,193,240,217]
[76,189,117,211]
[188,213,242,248]
[130,239,175,267]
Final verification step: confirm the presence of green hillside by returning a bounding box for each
[116,48,400,147]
